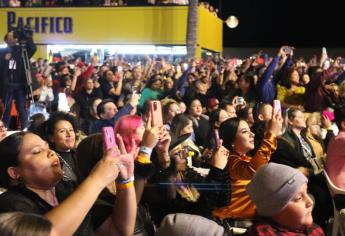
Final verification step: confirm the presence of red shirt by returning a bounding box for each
[246,220,325,236]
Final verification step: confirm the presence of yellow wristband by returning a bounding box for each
[116,181,134,190]
[136,153,151,164]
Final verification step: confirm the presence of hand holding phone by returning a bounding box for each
[150,100,163,127]
[236,97,245,105]
[283,47,292,55]
[102,126,117,150]
[322,110,334,122]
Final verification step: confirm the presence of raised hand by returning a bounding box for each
[115,134,138,181]
[89,147,121,188]
[321,114,332,130]
[141,115,160,149]
[209,143,229,170]
[267,109,283,136]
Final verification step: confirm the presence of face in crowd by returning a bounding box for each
[0,120,7,142]
[220,118,255,156]
[5,133,63,190]
[258,104,273,121]
[85,79,94,91]
[289,69,300,85]
[106,70,115,82]
[49,120,76,152]
[101,101,118,120]
[132,66,142,80]
[5,32,17,47]
[225,104,237,119]
[189,99,203,118]
[233,120,255,155]
[288,109,306,131]
[272,183,314,229]
[166,103,181,123]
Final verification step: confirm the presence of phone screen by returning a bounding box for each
[273,100,281,115]
[284,47,292,55]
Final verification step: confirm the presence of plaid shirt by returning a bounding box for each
[246,220,325,236]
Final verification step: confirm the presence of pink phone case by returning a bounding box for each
[101,126,116,150]
[322,110,334,121]
[150,100,163,127]
[214,129,220,148]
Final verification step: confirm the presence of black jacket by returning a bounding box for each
[0,37,37,98]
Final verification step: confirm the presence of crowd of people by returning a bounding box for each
[1,27,345,235]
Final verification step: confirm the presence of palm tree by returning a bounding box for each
[186,0,198,59]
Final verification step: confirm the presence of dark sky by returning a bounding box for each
[207,0,344,48]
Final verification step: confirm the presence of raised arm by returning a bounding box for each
[230,111,282,180]
[45,148,122,236]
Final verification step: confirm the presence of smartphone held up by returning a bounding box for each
[236,97,245,105]
[283,47,292,55]
[150,100,163,127]
[273,100,281,116]
[102,126,117,150]
[214,129,221,148]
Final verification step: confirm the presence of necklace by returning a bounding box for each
[56,153,77,182]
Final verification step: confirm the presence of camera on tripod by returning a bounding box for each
[12,24,34,43]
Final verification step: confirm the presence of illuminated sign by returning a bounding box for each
[0,6,222,56]
[7,11,73,34]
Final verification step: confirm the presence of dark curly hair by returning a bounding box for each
[43,112,78,147]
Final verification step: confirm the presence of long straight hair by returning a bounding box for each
[219,117,242,151]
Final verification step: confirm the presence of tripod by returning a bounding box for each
[19,39,35,105]
[0,38,35,128]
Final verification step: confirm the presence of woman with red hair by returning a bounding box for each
[114,115,144,153]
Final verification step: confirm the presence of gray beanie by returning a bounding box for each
[155,213,226,236]
[246,163,308,217]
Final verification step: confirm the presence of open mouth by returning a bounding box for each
[51,159,61,168]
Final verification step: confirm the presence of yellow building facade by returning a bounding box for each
[0,6,222,59]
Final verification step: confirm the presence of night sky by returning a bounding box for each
[207,0,344,48]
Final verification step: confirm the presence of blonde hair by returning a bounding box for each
[306,112,321,127]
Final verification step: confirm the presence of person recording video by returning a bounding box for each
[0,26,37,129]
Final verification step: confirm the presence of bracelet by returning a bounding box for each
[140,146,152,156]
[116,181,134,190]
[117,175,135,185]
[136,153,151,164]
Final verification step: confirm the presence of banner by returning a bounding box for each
[0,7,188,45]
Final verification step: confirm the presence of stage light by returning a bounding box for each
[225,15,239,29]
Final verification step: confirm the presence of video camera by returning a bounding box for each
[12,24,34,42]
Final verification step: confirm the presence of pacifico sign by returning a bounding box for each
[7,11,73,34]
[0,7,191,45]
